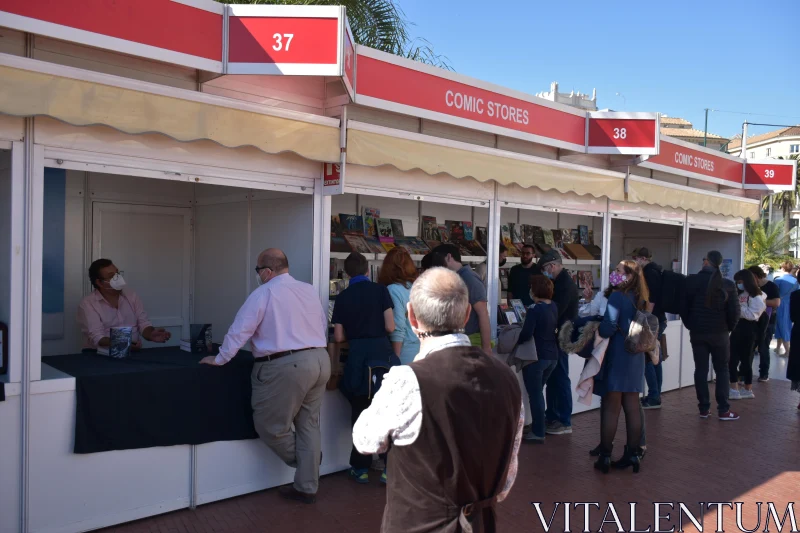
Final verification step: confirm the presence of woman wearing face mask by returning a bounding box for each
[593,260,649,474]
[728,270,766,400]
[517,275,560,443]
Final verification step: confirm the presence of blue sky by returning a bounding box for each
[398,0,799,142]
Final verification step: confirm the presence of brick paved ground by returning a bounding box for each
[105,361,800,533]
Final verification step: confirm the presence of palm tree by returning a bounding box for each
[220,0,452,69]
[760,154,800,239]
[745,219,792,268]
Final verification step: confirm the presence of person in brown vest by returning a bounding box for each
[353,267,524,533]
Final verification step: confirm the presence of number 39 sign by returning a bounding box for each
[227,5,345,76]
[744,159,797,191]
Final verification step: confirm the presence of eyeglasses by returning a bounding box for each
[104,271,124,282]
[255,266,270,274]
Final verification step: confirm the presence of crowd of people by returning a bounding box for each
[79,244,800,531]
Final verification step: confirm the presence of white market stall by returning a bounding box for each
[0,2,797,533]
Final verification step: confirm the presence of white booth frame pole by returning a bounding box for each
[487,183,501,338]
[314,172,332,309]
[601,199,611,292]
[21,123,45,533]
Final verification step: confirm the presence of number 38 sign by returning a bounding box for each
[586,112,660,156]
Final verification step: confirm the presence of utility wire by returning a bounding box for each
[712,109,800,121]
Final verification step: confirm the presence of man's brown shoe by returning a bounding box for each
[278,485,316,504]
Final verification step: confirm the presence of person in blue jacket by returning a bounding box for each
[594,259,649,474]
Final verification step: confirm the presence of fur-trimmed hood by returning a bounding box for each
[559,319,601,357]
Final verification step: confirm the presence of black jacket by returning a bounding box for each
[553,269,579,327]
[682,267,740,335]
[660,270,686,315]
[642,262,666,323]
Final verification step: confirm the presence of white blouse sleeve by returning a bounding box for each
[352,366,423,454]
[740,294,766,321]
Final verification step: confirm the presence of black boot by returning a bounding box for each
[589,443,603,457]
[593,447,611,474]
[612,445,641,473]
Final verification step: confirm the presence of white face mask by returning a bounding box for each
[529,291,536,302]
[255,272,264,287]
[108,274,126,291]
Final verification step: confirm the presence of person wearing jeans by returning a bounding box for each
[681,251,741,421]
[643,321,667,407]
[749,266,780,381]
[518,275,560,442]
[538,250,579,435]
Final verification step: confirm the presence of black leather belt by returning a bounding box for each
[253,347,315,363]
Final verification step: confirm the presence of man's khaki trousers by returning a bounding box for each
[251,347,331,494]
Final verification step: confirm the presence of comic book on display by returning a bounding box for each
[520,225,534,246]
[438,224,451,244]
[340,214,364,236]
[500,224,519,257]
[578,225,589,246]
[180,324,213,354]
[461,240,486,257]
[422,216,441,241]
[551,229,563,248]
[570,229,580,244]
[509,223,523,245]
[499,269,509,290]
[362,207,380,238]
[330,215,353,253]
[543,229,555,248]
[97,327,132,358]
[345,235,372,254]
[476,226,488,250]
[588,230,595,246]
[364,237,386,254]
[510,299,527,322]
[376,218,394,243]
[532,226,546,247]
[390,219,405,238]
[446,221,466,243]
[463,221,475,241]
[577,271,594,290]
[396,238,431,255]
[560,228,573,245]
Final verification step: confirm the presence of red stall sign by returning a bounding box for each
[227,5,344,76]
[342,23,356,98]
[323,162,344,195]
[0,0,223,72]
[586,112,659,155]
[744,160,796,191]
[639,138,744,186]
[355,47,587,151]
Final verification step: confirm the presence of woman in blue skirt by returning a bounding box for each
[773,261,798,356]
[594,259,649,474]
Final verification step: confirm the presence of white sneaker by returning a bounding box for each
[777,346,786,355]
[739,389,755,399]
[729,388,741,400]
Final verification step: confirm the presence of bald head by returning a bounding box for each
[409,267,470,333]
[257,248,289,274]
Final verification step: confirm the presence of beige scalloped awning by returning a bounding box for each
[628,179,760,219]
[0,64,340,163]
[346,124,626,200]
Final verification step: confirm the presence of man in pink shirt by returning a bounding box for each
[77,259,171,350]
[200,248,330,504]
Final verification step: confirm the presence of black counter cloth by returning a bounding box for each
[44,347,258,453]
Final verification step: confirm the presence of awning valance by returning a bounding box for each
[346,122,626,201]
[0,61,340,163]
[627,178,760,220]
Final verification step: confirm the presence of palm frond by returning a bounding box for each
[745,220,793,268]
[217,0,452,69]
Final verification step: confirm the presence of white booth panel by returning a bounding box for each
[660,321,682,393]
[251,194,314,284]
[92,202,191,345]
[0,394,21,533]
[36,117,321,182]
[0,114,24,142]
[610,219,683,269]
[517,208,557,227]
[688,212,746,233]
[421,202,473,227]
[194,200,249,344]
[29,390,192,533]
[609,200,686,224]
[347,164,495,202]
[0,149,10,338]
[195,391,352,505]
[89,172,194,206]
[688,228,743,276]
[498,184,607,214]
